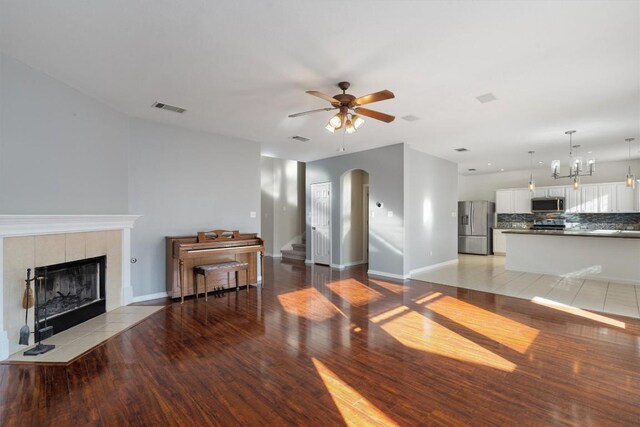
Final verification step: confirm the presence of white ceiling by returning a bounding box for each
[1,1,639,174]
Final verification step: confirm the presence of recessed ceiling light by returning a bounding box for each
[454,148,469,152]
[587,151,593,154]
[500,168,505,172]
[476,93,497,104]
[487,162,492,166]
[401,115,420,122]
[538,161,544,164]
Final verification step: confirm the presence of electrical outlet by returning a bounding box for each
[387,211,393,217]
[249,211,256,218]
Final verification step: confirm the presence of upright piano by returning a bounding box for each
[166,230,264,301]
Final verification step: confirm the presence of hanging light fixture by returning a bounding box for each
[625,137,636,188]
[325,107,365,135]
[527,151,536,192]
[551,130,596,190]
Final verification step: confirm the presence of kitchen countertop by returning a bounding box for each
[502,229,640,239]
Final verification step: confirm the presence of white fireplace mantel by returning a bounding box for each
[0,214,141,237]
[0,214,141,360]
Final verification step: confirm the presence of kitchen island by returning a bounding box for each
[503,229,640,284]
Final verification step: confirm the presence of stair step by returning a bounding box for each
[281,249,306,261]
[292,243,306,251]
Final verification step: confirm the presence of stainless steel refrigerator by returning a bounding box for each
[458,201,495,255]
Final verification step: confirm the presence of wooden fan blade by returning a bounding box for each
[354,107,395,123]
[352,90,394,106]
[306,91,341,106]
[288,107,337,118]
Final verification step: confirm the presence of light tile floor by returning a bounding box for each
[5,305,164,364]
[412,255,640,319]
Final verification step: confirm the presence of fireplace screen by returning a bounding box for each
[35,256,106,335]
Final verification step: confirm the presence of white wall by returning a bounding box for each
[306,144,405,276]
[0,53,129,214]
[404,147,458,274]
[260,156,305,256]
[459,159,640,202]
[128,119,260,297]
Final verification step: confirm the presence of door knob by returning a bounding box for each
[312,227,316,230]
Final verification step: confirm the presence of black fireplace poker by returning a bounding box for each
[24,275,55,356]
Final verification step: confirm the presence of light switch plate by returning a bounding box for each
[250,211,257,218]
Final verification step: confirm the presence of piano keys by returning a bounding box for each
[166,230,264,302]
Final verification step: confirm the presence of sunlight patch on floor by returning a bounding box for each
[424,295,539,354]
[368,279,405,294]
[372,306,517,372]
[312,358,399,427]
[277,288,345,321]
[532,297,626,329]
[327,278,383,306]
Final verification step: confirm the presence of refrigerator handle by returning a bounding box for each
[470,203,474,234]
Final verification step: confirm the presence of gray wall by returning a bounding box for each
[340,169,368,265]
[128,119,261,297]
[260,156,275,255]
[0,53,129,213]
[306,144,405,276]
[404,146,458,274]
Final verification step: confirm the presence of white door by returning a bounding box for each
[311,182,331,265]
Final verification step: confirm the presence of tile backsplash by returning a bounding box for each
[496,212,640,230]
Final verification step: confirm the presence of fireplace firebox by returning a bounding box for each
[34,256,106,336]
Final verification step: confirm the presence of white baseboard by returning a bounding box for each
[305,259,312,264]
[367,269,408,280]
[265,253,282,258]
[409,259,459,277]
[131,291,169,303]
[331,260,365,269]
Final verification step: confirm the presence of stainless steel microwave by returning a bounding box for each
[531,197,565,213]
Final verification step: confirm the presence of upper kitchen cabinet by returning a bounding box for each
[580,184,598,212]
[564,186,581,213]
[547,187,565,197]
[496,189,531,213]
[615,183,635,212]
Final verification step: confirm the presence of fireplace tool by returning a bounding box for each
[24,274,55,356]
[18,269,35,345]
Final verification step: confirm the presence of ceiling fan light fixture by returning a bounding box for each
[352,114,365,129]
[325,123,335,133]
[345,119,356,134]
[329,114,343,129]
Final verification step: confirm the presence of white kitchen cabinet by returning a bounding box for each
[581,185,598,213]
[547,187,565,197]
[532,188,547,198]
[598,184,616,213]
[496,189,531,213]
[615,183,635,212]
[513,189,532,213]
[493,229,506,255]
[496,190,513,213]
[564,186,581,213]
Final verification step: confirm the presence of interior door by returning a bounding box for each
[363,184,369,263]
[311,182,331,265]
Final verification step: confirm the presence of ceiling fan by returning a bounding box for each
[288,81,395,134]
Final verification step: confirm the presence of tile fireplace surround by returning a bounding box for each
[0,215,141,360]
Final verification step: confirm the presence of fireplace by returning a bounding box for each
[34,256,107,336]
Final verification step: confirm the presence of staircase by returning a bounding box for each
[281,235,306,263]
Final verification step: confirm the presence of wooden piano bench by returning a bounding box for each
[193,261,250,301]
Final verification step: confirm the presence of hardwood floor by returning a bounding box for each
[1,258,639,426]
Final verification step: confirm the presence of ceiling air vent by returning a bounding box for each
[291,136,310,142]
[401,115,420,122]
[152,102,187,114]
[468,168,476,172]
[454,148,469,152]
[476,93,497,104]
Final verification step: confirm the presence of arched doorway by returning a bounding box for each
[340,169,370,267]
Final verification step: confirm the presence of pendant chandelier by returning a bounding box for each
[551,130,595,190]
[625,137,636,188]
[527,150,536,192]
